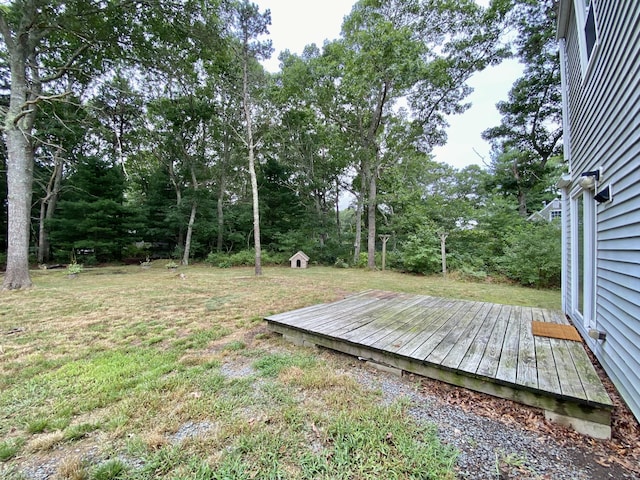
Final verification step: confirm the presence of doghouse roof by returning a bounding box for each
[289,251,309,261]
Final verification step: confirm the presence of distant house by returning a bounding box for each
[289,251,309,269]
[556,1,640,422]
[527,198,562,222]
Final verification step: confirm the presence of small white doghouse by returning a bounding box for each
[289,251,309,269]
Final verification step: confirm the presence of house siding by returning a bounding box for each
[558,1,640,421]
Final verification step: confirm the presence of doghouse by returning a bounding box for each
[289,251,309,269]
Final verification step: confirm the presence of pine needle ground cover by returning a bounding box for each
[0,265,559,479]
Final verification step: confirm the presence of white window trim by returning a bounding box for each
[570,186,596,328]
[573,0,600,81]
[558,38,572,165]
[560,190,569,313]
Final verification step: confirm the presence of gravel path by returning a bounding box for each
[337,354,638,480]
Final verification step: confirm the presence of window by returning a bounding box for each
[574,0,599,77]
[551,210,562,220]
[585,3,597,59]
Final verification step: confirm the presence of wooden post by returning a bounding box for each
[379,234,390,271]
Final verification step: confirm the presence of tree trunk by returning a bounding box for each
[182,163,200,266]
[247,145,262,276]
[37,152,63,264]
[2,37,36,290]
[367,170,377,270]
[314,190,327,247]
[518,190,527,217]
[353,180,363,264]
[182,201,197,266]
[37,199,47,265]
[3,129,34,290]
[364,82,387,271]
[439,232,448,278]
[242,36,261,276]
[216,174,225,253]
[335,177,341,242]
[166,158,184,253]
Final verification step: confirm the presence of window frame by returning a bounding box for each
[573,0,600,80]
[570,186,596,328]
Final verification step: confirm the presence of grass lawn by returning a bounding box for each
[0,264,560,479]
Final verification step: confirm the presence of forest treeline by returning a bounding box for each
[0,0,563,289]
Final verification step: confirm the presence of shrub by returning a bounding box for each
[497,221,561,288]
[261,250,288,265]
[353,251,382,269]
[448,252,488,280]
[334,257,349,268]
[398,225,441,275]
[205,249,287,268]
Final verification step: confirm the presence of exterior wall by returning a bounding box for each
[558,1,640,421]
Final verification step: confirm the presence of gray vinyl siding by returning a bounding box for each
[560,1,640,420]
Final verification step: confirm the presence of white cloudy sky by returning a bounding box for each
[253,0,523,170]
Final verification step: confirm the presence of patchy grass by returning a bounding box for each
[0,265,559,477]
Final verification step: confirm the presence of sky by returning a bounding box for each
[253,0,523,171]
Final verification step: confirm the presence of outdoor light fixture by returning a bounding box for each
[594,185,612,203]
[588,328,607,341]
[556,174,572,189]
[579,169,600,190]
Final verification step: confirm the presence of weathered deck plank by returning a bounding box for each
[441,302,495,371]
[359,305,434,348]
[531,307,563,396]
[425,301,488,365]
[475,304,511,378]
[275,294,380,329]
[414,301,484,361]
[369,297,445,351]
[341,296,427,344]
[495,307,520,384]
[264,291,613,437]
[393,300,467,357]
[540,309,611,404]
[516,307,538,389]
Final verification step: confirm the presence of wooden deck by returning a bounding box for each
[265,290,613,438]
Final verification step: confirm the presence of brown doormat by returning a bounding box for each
[531,321,582,341]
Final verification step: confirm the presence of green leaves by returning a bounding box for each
[498,220,561,288]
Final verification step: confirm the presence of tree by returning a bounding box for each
[89,73,144,180]
[33,97,88,264]
[482,0,562,215]
[498,219,561,288]
[320,0,511,269]
[48,155,131,263]
[230,0,273,275]
[272,48,348,255]
[0,0,219,288]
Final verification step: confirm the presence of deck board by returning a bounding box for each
[442,302,494,371]
[414,301,484,361]
[474,304,510,378]
[495,306,520,384]
[378,297,458,353]
[265,290,613,436]
[369,297,443,350]
[516,307,538,389]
